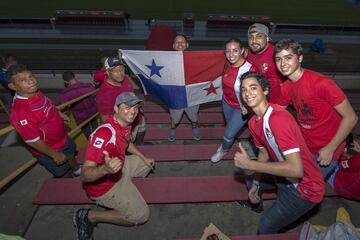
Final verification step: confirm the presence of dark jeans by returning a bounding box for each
[314,155,338,183]
[258,183,316,234]
[36,137,76,177]
[244,175,317,234]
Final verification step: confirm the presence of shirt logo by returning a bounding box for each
[341,160,349,169]
[261,63,269,73]
[265,128,273,139]
[20,119,28,125]
[93,137,104,148]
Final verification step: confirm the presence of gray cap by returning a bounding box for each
[104,57,126,70]
[248,23,270,36]
[115,92,143,107]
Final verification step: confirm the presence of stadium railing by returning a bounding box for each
[0,89,98,190]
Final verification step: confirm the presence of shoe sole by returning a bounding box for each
[73,211,80,240]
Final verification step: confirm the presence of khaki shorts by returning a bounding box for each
[92,155,151,224]
[169,105,199,124]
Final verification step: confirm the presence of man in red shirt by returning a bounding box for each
[274,39,358,179]
[235,72,325,234]
[73,92,155,240]
[96,57,145,144]
[8,64,80,177]
[247,23,285,103]
[60,71,98,137]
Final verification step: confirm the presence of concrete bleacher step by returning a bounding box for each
[142,103,222,113]
[144,127,250,141]
[32,176,337,205]
[145,112,225,124]
[76,143,248,164]
[183,232,300,240]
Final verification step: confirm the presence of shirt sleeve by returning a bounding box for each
[269,111,301,155]
[11,112,41,143]
[316,76,346,106]
[84,128,112,164]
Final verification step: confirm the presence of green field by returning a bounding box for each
[1,0,360,25]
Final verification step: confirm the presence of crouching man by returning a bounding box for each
[234,72,324,234]
[74,92,155,240]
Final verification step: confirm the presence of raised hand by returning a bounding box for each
[234,143,253,170]
[103,151,123,174]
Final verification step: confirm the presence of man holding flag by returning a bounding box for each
[121,35,226,141]
[167,34,200,141]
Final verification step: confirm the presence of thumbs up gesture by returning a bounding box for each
[103,151,123,174]
[234,143,252,169]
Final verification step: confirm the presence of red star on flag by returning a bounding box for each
[204,83,220,96]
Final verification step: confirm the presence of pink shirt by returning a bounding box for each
[83,116,131,197]
[277,69,346,160]
[249,104,325,203]
[59,82,97,124]
[247,44,285,103]
[10,92,67,156]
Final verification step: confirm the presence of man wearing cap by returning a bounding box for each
[74,92,155,240]
[247,23,285,103]
[96,56,145,144]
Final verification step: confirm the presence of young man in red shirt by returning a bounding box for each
[247,23,285,103]
[96,57,145,144]
[235,72,325,234]
[74,92,155,240]
[274,39,358,179]
[8,64,80,177]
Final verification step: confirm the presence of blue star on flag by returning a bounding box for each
[146,59,164,77]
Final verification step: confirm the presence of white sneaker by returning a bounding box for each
[210,145,227,163]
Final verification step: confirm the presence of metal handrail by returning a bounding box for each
[0,89,98,190]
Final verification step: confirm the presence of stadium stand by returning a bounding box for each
[275,23,360,34]
[206,14,272,29]
[54,10,129,26]
[0,17,52,29]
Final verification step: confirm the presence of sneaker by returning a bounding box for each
[72,167,82,177]
[192,127,201,141]
[168,128,176,142]
[73,209,94,240]
[237,200,264,214]
[210,145,228,163]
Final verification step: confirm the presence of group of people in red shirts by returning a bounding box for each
[5,23,359,240]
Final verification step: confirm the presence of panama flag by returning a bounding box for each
[122,50,226,109]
